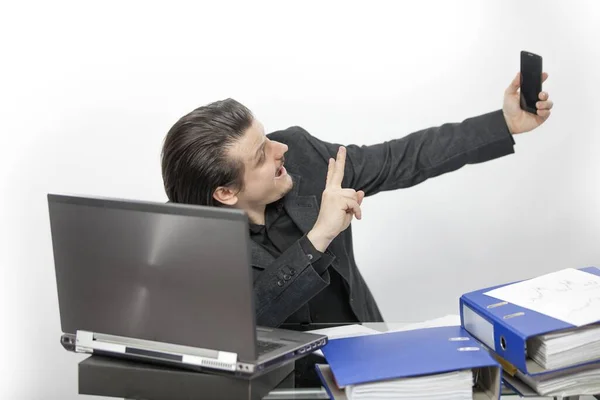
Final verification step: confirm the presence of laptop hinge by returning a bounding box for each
[75,330,238,372]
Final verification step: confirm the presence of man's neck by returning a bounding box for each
[245,205,267,225]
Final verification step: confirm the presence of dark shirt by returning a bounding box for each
[249,200,359,325]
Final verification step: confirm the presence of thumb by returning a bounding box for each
[357,190,365,205]
[505,72,520,95]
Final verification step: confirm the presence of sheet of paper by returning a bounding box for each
[307,324,379,357]
[484,268,600,326]
[385,314,461,333]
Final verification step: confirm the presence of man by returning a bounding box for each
[161,73,553,329]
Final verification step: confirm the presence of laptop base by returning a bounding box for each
[79,355,295,400]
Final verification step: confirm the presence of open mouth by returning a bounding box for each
[275,164,286,178]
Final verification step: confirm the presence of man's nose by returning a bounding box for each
[275,142,288,158]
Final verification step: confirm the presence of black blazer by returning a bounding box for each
[251,110,515,327]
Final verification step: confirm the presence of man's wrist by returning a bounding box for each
[503,112,517,135]
[307,228,333,253]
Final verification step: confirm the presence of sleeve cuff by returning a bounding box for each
[496,109,515,145]
[298,235,336,275]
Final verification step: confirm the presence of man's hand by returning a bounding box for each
[307,146,365,252]
[503,72,554,134]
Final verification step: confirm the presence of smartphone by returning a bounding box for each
[520,51,543,114]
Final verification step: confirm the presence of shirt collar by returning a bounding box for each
[248,198,286,233]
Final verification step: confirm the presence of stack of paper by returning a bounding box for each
[344,369,473,400]
[528,323,600,369]
[517,362,600,397]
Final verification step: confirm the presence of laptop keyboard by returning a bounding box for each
[257,340,285,355]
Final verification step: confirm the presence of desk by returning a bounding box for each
[77,321,600,400]
[80,355,528,399]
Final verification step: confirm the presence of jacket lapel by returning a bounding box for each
[283,174,319,234]
[249,174,319,270]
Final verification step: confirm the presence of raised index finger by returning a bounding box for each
[330,146,346,187]
[325,158,335,188]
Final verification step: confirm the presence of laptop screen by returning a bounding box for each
[48,194,258,360]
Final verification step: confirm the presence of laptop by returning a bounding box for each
[47,193,327,376]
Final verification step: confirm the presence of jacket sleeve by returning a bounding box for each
[253,234,336,327]
[301,110,515,196]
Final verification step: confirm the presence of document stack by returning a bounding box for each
[460,266,600,397]
[515,362,600,397]
[527,323,600,370]
[316,325,501,400]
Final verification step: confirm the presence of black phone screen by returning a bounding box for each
[520,51,542,112]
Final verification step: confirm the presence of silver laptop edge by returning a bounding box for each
[74,330,327,374]
[76,330,239,372]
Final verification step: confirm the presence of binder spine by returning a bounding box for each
[460,297,528,373]
[461,303,495,349]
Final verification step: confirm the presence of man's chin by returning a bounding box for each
[279,176,294,198]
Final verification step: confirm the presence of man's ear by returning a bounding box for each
[213,186,239,206]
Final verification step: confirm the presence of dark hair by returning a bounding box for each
[161,98,254,206]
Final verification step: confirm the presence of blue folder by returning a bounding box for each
[315,364,348,400]
[319,325,501,399]
[460,266,600,376]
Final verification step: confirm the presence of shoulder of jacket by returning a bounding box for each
[267,126,312,143]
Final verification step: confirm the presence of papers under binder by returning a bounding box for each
[315,363,476,400]
[515,361,600,397]
[528,323,600,370]
[306,324,380,357]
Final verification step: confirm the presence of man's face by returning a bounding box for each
[227,119,293,209]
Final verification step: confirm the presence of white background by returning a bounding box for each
[1,1,599,398]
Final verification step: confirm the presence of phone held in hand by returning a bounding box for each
[520,51,543,114]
